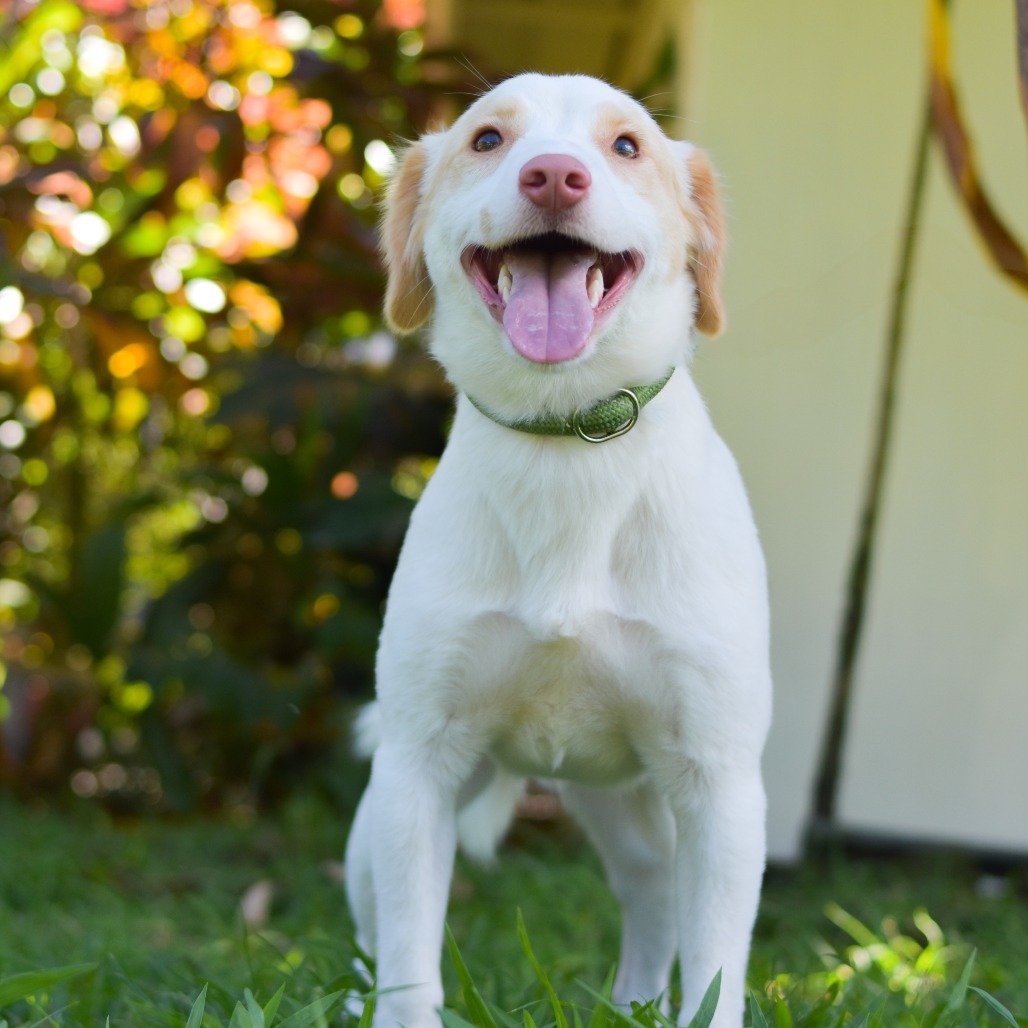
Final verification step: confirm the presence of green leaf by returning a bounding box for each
[847,998,886,1028]
[575,977,635,1028]
[773,997,794,1028]
[356,992,375,1028]
[585,968,621,1028]
[0,964,97,1008]
[440,1010,478,1028]
[244,988,266,1028]
[274,990,345,1028]
[944,950,977,1014]
[185,984,208,1028]
[262,983,285,1025]
[968,987,1020,1027]
[802,981,842,1027]
[516,909,567,1028]
[228,999,251,1028]
[682,969,721,1028]
[823,905,880,949]
[164,305,207,343]
[0,0,83,96]
[748,994,770,1028]
[120,219,170,259]
[70,521,128,656]
[445,924,497,1028]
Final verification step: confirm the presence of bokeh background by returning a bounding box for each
[0,0,458,818]
[0,0,1025,862]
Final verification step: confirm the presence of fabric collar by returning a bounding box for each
[466,368,675,444]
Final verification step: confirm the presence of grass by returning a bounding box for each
[0,793,1025,1026]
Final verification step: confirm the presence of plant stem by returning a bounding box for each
[1018,0,1028,133]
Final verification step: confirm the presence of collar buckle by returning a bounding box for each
[571,388,641,443]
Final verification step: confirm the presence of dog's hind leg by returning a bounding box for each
[557,780,677,1012]
[456,759,524,864]
[345,788,377,955]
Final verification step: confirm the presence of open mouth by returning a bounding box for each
[461,233,642,364]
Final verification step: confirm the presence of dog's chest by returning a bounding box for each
[467,442,668,630]
[384,424,721,782]
[451,467,681,783]
[465,608,665,784]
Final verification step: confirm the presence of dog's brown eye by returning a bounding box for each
[473,129,503,153]
[613,135,639,159]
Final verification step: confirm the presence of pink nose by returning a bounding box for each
[518,154,591,212]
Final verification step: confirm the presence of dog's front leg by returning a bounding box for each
[367,741,464,1028]
[667,763,766,1028]
[557,781,677,1010]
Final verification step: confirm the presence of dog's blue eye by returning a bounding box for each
[613,135,639,159]
[473,129,503,153]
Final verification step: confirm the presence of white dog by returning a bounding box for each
[345,73,771,1028]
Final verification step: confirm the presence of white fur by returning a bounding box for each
[345,73,771,1028]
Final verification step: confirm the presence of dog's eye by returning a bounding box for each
[612,135,639,159]
[472,129,503,153]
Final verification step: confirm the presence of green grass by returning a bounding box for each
[0,794,1025,1026]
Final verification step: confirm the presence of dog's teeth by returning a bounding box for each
[497,263,512,303]
[587,265,604,308]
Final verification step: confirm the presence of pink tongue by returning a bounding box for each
[502,249,596,363]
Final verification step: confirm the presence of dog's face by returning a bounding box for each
[381,74,725,417]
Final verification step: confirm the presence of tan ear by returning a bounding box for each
[684,149,727,337]
[381,140,434,333]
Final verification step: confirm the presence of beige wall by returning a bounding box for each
[680,1,1028,859]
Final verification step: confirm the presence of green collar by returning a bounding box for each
[467,368,675,443]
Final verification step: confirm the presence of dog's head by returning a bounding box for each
[381,73,726,417]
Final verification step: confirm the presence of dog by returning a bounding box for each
[344,73,772,1028]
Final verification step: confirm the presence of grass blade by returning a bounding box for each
[262,983,285,1024]
[24,1001,80,1027]
[575,978,636,1027]
[228,999,250,1028]
[846,997,886,1028]
[823,905,880,949]
[748,994,770,1028]
[0,964,97,1007]
[773,997,794,1028]
[356,992,375,1028]
[576,980,640,1027]
[943,949,976,1014]
[803,980,843,1027]
[441,1010,478,1028]
[683,969,721,1028]
[968,986,1020,1027]
[244,988,266,1028]
[585,968,623,1028]
[445,924,497,1028]
[185,984,208,1028]
[274,989,345,1028]
[516,909,567,1028]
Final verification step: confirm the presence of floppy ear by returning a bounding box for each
[381,140,434,333]
[683,148,727,337]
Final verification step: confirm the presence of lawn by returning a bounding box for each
[0,793,1025,1026]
